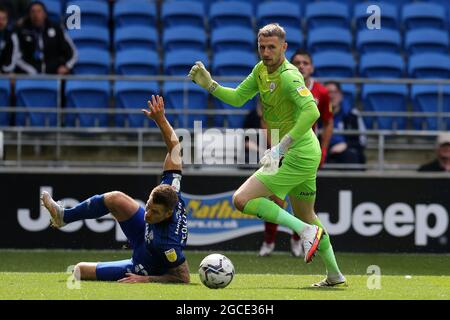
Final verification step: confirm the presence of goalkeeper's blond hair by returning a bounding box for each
[257,23,286,41]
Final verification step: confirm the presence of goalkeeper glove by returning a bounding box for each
[260,135,293,173]
[188,61,218,93]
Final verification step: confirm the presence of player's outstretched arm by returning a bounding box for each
[142,95,182,171]
[188,61,258,107]
[117,261,190,284]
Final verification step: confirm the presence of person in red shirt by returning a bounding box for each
[259,49,334,257]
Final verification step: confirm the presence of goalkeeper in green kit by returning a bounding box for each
[189,23,346,287]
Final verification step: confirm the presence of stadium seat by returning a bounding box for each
[213,81,257,128]
[114,81,160,128]
[405,29,449,54]
[0,80,10,126]
[162,26,207,52]
[68,26,109,50]
[64,81,109,127]
[73,49,110,75]
[209,1,253,29]
[15,80,58,127]
[256,1,301,29]
[163,81,208,128]
[115,49,159,75]
[211,26,255,53]
[411,85,450,130]
[164,50,208,75]
[40,0,62,23]
[402,2,447,30]
[359,52,405,78]
[66,1,109,27]
[362,84,408,130]
[305,1,350,30]
[212,50,257,76]
[356,29,401,54]
[161,1,205,28]
[284,27,304,56]
[114,26,159,52]
[353,2,399,31]
[113,0,157,28]
[307,27,352,53]
[312,51,355,77]
[408,53,450,79]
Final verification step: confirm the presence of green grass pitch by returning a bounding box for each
[0,250,448,300]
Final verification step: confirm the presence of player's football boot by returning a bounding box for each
[41,191,66,228]
[290,238,304,258]
[301,225,323,263]
[258,242,275,257]
[312,273,347,287]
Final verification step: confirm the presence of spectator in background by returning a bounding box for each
[418,132,450,172]
[290,49,333,168]
[324,81,366,168]
[0,5,19,73]
[15,1,77,74]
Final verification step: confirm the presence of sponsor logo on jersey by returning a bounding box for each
[165,248,178,262]
[297,85,311,97]
[269,82,276,92]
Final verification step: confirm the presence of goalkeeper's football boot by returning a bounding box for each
[312,273,347,287]
[301,225,323,264]
[41,191,66,228]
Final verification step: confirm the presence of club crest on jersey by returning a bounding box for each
[297,85,311,97]
[269,82,276,92]
[165,248,177,262]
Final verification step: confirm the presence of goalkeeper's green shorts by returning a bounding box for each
[254,145,321,201]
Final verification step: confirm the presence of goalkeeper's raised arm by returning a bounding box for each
[188,61,259,107]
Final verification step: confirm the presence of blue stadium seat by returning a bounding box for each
[408,53,450,79]
[405,29,449,54]
[305,1,350,30]
[402,2,447,30]
[115,49,159,75]
[212,50,257,76]
[65,81,109,127]
[164,50,208,75]
[353,2,399,31]
[161,1,205,28]
[114,26,159,52]
[68,26,109,50]
[40,0,62,23]
[312,51,355,77]
[163,26,206,52]
[211,26,255,53]
[359,52,404,78]
[209,1,253,29]
[213,81,256,128]
[356,29,401,54]
[114,81,160,128]
[307,27,352,53]
[256,1,301,29]
[66,1,109,27]
[0,80,10,126]
[284,27,303,56]
[411,85,450,130]
[15,80,58,127]
[74,49,110,75]
[113,0,157,28]
[362,84,408,130]
[163,81,208,128]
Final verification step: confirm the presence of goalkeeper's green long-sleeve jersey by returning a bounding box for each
[212,59,320,150]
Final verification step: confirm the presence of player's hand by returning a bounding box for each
[117,273,150,284]
[142,95,165,123]
[188,61,217,93]
[259,144,283,174]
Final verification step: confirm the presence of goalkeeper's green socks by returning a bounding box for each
[311,217,342,276]
[243,197,309,235]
